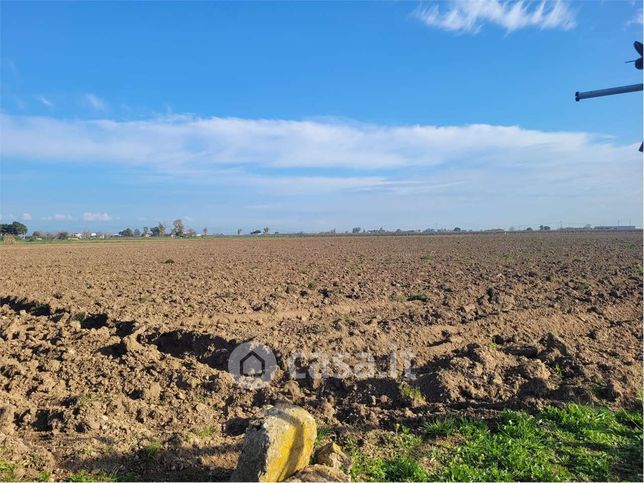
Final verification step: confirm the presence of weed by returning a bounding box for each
[317,426,335,442]
[72,312,86,322]
[400,383,426,406]
[420,255,431,261]
[307,281,318,290]
[140,441,161,458]
[162,258,175,264]
[0,461,16,481]
[407,293,428,303]
[36,470,51,482]
[192,426,215,440]
[67,470,116,482]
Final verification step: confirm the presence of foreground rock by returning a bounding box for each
[286,465,351,482]
[231,404,317,482]
[314,442,352,472]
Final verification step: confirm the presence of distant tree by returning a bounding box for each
[526,227,533,231]
[82,229,92,239]
[157,222,166,236]
[13,221,27,236]
[263,226,270,235]
[186,228,197,237]
[539,225,551,231]
[203,227,208,236]
[173,219,184,237]
[453,227,462,232]
[134,228,141,237]
[142,226,149,237]
[237,228,242,236]
[1,221,28,236]
[584,224,592,229]
[352,227,361,234]
[32,230,45,239]
[250,229,261,235]
[119,228,134,237]
[57,232,69,240]
[150,226,160,237]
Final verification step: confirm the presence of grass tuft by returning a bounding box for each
[140,441,162,458]
[67,470,116,482]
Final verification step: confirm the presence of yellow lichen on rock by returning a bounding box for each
[231,404,317,482]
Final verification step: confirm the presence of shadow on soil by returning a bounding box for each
[61,442,240,481]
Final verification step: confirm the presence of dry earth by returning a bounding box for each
[1,233,642,480]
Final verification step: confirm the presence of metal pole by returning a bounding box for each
[575,83,643,101]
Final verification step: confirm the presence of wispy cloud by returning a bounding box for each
[84,93,107,111]
[627,8,643,26]
[22,213,32,221]
[0,113,629,174]
[37,95,54,108]
[0,112,640,212]
[45,214,73,221]
[413,0,576,34]
[82,212,112,221]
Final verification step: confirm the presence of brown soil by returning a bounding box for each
[1,232,642,480]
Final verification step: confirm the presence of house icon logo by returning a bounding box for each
[228,342,277,389]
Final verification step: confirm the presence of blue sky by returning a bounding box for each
[1,0,642,233]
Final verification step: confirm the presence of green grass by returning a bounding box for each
[420,255,432,261]
[140,441,162,458]
[349,404,643,482]
[400,382,426,406]
[0,461,16,482]
[317,426,335,442]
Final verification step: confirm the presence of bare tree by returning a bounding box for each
[237,228,242,236]
[173,219,184,237]
[203,227,208,236]
[263,226,270,235]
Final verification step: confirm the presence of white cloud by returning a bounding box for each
[0,113,629,174]
[84,93,107,111]
[413,0,576,34]
[22,213,32,221]
[82,212,112,221]
[0,112,640,210]
[45,214,73,221]
[37,96,54,108]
